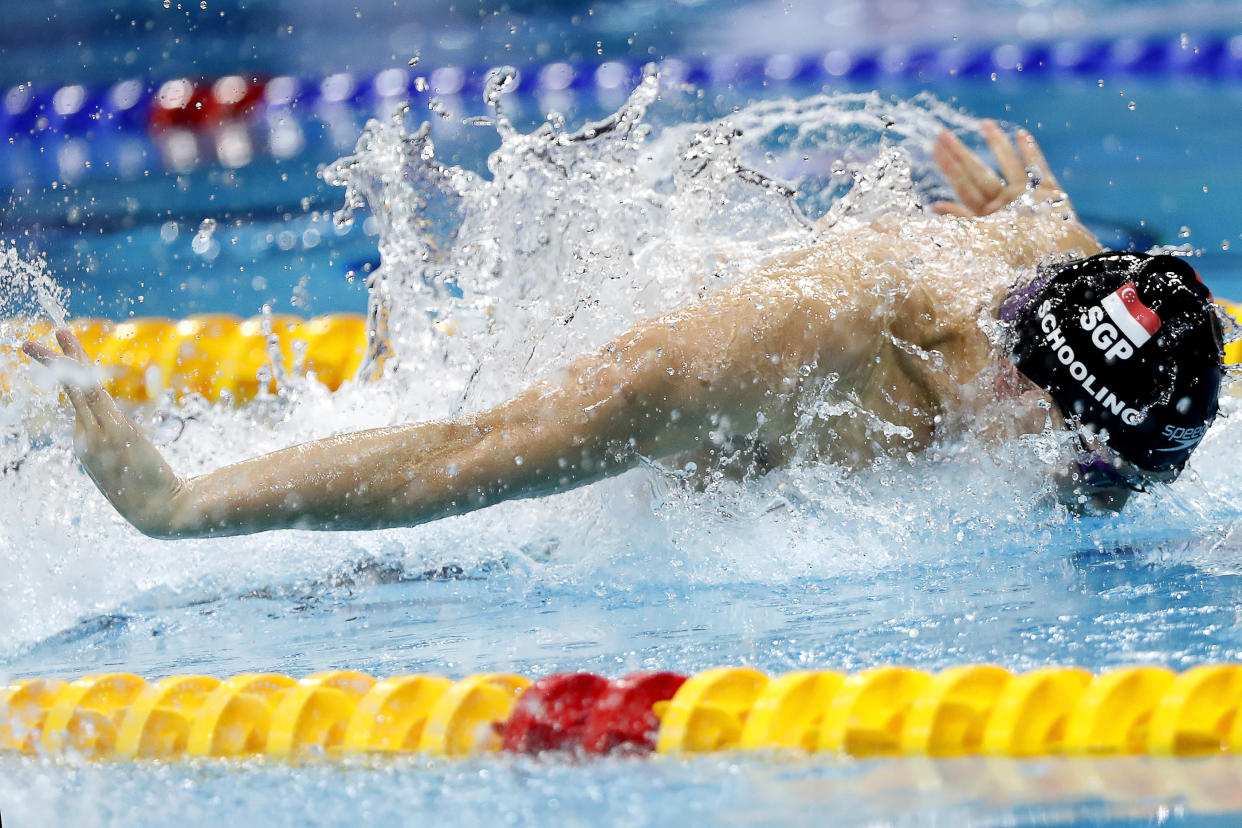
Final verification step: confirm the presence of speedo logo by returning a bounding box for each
[1037,300,1145,427]
[1155,424,1209,453]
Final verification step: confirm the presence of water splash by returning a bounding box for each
[1,247,68,327]
[3,73,1242,659]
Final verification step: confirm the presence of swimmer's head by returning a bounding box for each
[1002,251,1224,486]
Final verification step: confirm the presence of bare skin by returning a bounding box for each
[24,122,1107,539]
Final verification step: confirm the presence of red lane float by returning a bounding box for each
[148,75,267,132]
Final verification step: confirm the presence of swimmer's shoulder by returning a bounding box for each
[972,204,1103,268]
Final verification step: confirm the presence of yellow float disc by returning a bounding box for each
[205,316,272,402]
[167,314,245,398]
[71,318,115,358]
[1148,664,1242,755]
[204,314,308,401]
[0,678,66,753]
[342,674,453,753]
[265,671,375,759]
[40,673,147,758]
[655,667,768,754]
[301,314,367,390]
[900,665,1013,757]
[816,666,932,757]
[1063,666,1176,755]
[95,317,179,402]
[418,673,531,757]
[981,667,1092,756]
[737,670,843,751]
[113,675,222,760]
[185,673,296,758]
[266,686,358,759]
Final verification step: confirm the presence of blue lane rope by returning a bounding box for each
[3,30,1240,142]
[1,29,1239,192]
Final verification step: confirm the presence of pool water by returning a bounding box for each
[5,6,1242,828]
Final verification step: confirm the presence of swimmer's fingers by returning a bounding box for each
[932,131,984,208]
[21,338,58,365]
[1016,128,1062,192]
[981,120,1026,194]
[933,129,1003,215]
[54,329,130,433]
[22,338,101,432]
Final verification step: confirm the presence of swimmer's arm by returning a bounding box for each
[175,279,852,536]
[27,274,861,538]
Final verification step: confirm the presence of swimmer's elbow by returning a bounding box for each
[126,507,187,541]
[127,480,206,540]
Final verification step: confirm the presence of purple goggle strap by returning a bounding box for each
[998,272,1052,324]
[1077,454,1145,491]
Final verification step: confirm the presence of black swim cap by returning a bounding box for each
[1006,251,1223,474]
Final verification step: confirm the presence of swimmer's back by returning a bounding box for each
[740,206,1101,464]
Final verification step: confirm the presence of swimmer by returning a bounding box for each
[23,121,1224,537]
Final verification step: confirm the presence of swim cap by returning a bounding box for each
[1005,251,1223,474]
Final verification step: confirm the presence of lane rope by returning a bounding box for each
[4,30,1239,179]
[7,664,1242,761]
[1,313,368,403]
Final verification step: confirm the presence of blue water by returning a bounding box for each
[5,74,1241,321]
[5,3,1242,827]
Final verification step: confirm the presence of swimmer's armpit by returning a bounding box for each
[930,120,1071,218]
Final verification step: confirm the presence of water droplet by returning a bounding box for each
[1127,101,1136,111]
[1179,226,1191,238]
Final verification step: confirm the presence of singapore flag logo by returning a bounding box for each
[1102,282,1162,347]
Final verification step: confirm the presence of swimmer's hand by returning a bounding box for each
[930,120,1072,217]
[23,329,183,538]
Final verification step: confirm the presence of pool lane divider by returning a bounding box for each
[3,30,1240,182]
[4,302,1242,405]
[5,29,1241,143]
[0,313,370,403]
[7,665,1242,761]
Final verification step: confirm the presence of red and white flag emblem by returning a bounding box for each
[1101,281,1161,347]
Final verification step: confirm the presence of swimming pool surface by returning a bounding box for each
[4,3,1242,826]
